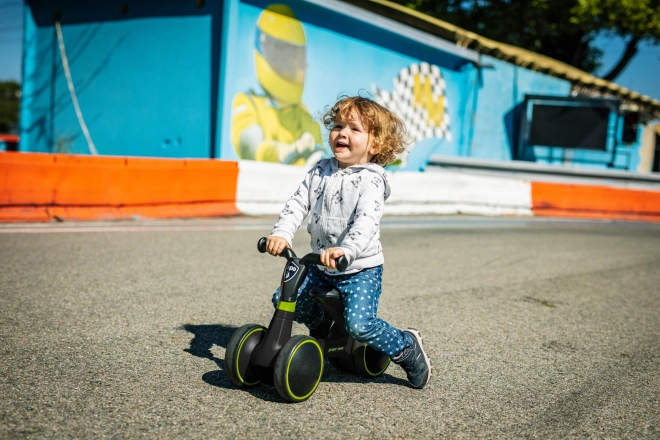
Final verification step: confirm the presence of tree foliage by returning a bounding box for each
[392,0,660,80]
[0,81,20,133]
[573,0,660,80]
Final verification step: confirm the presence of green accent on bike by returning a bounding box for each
[353,341,390,377]
[286,340,323,401]
[236,327,266,386]
[277,301,296,313]
[364,353,390,377]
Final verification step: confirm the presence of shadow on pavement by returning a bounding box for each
[182,323,411,402]
[182,323,236,361]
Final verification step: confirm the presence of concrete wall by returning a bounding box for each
[19,0,649,173]
[20,0,221,158]
[469,56,573,161]
[2,153,659,222]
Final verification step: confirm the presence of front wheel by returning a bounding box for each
[273,335,324,402]
[225,324,266,388]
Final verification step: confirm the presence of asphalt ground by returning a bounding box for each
[1,216,659,439]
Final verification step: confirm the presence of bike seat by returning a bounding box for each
[309,287,342,305]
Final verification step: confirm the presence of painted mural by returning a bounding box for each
[230,4,326,166]
[226,2,458,170]
[18,0,650,173]
[373,62,452,166]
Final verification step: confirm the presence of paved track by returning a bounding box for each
[1,216,659,439]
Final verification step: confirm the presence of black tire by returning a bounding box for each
[225,324,266,388]
[352,341,390,378]
[273,335,324,402]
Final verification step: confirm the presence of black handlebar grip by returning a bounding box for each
[336,256,349,272]
[260,235,347,270]
[257,237,267,253]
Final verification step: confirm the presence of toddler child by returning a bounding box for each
[265,96,431,388]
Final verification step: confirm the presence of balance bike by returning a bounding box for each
[224,237,390,402]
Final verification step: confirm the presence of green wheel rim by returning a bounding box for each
[286,339,324,401]
[236,327,266,385]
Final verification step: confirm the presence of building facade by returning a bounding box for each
[19,0,660,172]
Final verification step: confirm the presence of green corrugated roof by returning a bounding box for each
[348,0,660,116]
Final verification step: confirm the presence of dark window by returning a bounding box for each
[653,133,660,173]
[528,104,609,151]
[621,112,639,144]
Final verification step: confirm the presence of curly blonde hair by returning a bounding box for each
[322,96,409,167]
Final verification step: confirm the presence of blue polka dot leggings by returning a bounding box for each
[271,264,412,358]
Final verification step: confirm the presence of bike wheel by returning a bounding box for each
[352,341,390,378]
[225,324,266,387]
[273,335,324,402]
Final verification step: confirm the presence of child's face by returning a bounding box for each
[329,110,380,168]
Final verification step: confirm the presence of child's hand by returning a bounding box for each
[266,236,289,256]
[320,247,345,270]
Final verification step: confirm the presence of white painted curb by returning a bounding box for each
[387,169,533,216]
[236,161,309,215]
[236,160,533,216]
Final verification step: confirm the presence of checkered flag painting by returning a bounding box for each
[373,62,451,144]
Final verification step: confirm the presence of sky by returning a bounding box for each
[0,1,659,102]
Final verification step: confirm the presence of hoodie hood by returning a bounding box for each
[328,157,391,201]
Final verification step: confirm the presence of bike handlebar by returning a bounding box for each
[257,237,349,272]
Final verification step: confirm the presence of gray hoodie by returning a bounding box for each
[271,158,391,274]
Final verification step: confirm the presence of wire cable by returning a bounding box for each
[55,20,98,155]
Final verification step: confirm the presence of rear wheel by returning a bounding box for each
[225,324,266,387]
[352,341,390,378]
[273,335,324,402]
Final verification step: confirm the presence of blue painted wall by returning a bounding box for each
[21,0,221,158]
[19,0,646,172]
[469,56,573,161]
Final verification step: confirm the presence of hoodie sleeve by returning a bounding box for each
[338,172,385,264]
[270,169,313,246]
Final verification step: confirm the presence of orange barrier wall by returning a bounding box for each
[532,181,660,223]
[3,152,660,224]
[0,152,240,222]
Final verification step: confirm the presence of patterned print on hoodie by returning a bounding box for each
[271,157,391,274]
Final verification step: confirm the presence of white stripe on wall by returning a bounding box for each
[236,160,533,216]
[387,169,533,216]
[236,160,310,215]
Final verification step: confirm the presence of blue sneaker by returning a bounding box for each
[393,329,432,388]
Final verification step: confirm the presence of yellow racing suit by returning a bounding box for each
[231,91,325,166]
